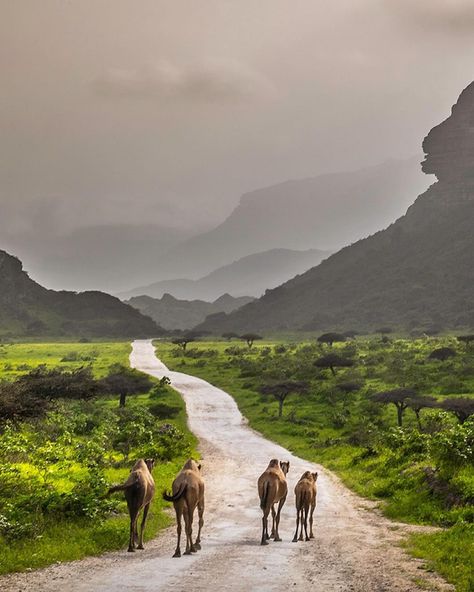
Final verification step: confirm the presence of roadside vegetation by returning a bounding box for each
[157,334,474,592]
[0,342,196,575]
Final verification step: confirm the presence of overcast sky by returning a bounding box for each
[1,0,474,237]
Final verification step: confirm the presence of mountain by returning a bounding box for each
[0,250,163,338]
[1,224,196,293]
[126,293,255,331]
[148,157,429,280]
[119,248,331,301]
[196,82,474,334]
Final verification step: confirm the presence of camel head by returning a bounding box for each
[145,458,155,472]
[183,458,202,472]
[267,458,280,468]
[313,472,319,482]
[280,461,290,475]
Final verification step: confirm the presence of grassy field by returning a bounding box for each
[156,336,474,592]
[0,341,197,575]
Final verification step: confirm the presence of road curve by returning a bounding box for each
[1,340,452,592]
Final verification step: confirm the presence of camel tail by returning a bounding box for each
[107,473,140,495]
[260,481,269,510]
[162,484,187,502]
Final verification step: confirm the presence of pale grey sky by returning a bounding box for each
[1,0,474,236]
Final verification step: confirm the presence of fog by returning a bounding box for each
[1,1,474,288]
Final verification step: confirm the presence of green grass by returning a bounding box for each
[0,341,197,575]
[156,337,474,592]
[0,342,131,380]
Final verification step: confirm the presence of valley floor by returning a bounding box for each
[1,340,454,592]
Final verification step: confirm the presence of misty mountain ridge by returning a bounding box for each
[126,293,255,331]
[196,82,474,334]
[0,250,163,338]
[150,156,429,280]
[119,248,331,301]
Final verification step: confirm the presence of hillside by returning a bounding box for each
[196,82,474,334]
[126,293,254,331]
[119,248,330,301]
[150,157,429,280]
[0,250,163,338]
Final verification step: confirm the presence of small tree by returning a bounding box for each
[240,333,262,348]
[260,381,309,418]
[101,365,154,407]
[429,347,456,362]
[407,395,437,430]
[336,381,363,394]
[371,387,416,427]
[439,398,474,424]
[457,335,474,349]
[171,334,196,351]
[314,354,354,377]
[222,332,239,341]
[317,332,346,346]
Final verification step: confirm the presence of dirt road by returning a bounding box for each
[1,340,453,592]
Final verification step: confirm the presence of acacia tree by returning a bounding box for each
[240,333,262,348]
[317,332,346,347]
[429,347,457,362]
[222,332,239,341]
[457,335,474,350]
[260,381,309,418]
[101,365,154,407]
[406,395,437,430]
[371,387,416,427]
[439,398,474,424]
[314,353,354,377]
[171,334,196,351]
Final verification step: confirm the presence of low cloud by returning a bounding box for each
[94,59,276,103]
[386,0,474,33]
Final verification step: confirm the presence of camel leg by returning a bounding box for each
[292,505,300,542]
[137,503,150,550]
[270,505,276,539]
[173,505,182,558]
[184,506,195,555]
[128,511,138,552]
[274,496,286,542]
[303,506,310,541]
[298,508,304,540]
[261,507,270,546]
[309,502,315,538]
[194,500,204,550]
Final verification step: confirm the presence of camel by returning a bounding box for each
[292,470,318,542]
[257,459,290,545]
[163,458,205,557]
[108,458,155,552]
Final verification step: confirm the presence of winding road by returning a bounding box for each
[1,340,453,592]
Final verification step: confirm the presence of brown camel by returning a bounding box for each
[292,470,318,542]
[257,459,290,545]
[163,458,205,558]
[108,458,155,552]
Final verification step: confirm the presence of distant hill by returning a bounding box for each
[119,248,331,301]
[0,250,163,338]
[148,157,429,280]
[196,82,474,334]
[126,293,254,331]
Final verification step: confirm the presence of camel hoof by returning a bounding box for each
[137,545,144,550]
[261,539,269,546]
[172,551,181,558]
[292,538,298,543]
[274,537,282,542]
[310,534,315,539]
[184,550,192,555]
[194,543,201,550]
[127,548,135,553]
